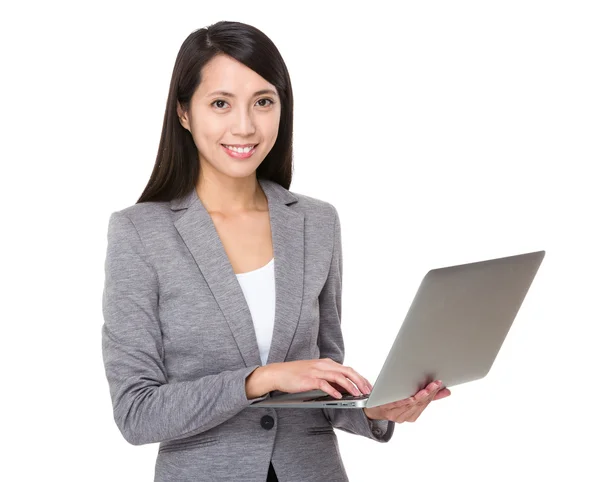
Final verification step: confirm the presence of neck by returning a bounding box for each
[195,173,266,215]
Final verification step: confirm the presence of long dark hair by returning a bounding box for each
[137,21,294,204]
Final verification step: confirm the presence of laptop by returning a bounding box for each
[249,250,545,409]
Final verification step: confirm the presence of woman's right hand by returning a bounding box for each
[269,358,373,399]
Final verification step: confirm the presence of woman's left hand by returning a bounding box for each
[363,380,451,423]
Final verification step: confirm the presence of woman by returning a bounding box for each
[101,20,450,482]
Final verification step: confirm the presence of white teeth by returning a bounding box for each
[225,145,255,153]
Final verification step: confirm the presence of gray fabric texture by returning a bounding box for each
[101,178,394,481]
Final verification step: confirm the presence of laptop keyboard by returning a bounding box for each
[307,393,368,402]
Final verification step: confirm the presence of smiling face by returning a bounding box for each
[177,53,282,181]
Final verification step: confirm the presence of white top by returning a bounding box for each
[235,256,389,436]
[235,257,275,366]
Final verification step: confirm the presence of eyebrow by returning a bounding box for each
[205,89,278,98]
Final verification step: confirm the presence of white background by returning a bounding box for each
[2,1,598,480]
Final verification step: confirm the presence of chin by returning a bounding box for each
[222,163,263,178]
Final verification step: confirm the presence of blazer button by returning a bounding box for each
[260,415,275,430]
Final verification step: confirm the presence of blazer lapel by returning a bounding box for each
[171,178,305,369]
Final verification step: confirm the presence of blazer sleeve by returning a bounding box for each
[101,211,269,446]
[317,205,395,443]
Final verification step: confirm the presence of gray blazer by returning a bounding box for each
[101,177,395,482]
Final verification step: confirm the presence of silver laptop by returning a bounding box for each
[249,250,545,409]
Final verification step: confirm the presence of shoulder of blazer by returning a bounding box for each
[292,191,336,215]
[110,179,338,228]
[111,200,171,227]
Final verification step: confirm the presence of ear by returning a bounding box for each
[177,101,191,131]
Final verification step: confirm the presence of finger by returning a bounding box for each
[415,387,432,402]
[403,384,445,421]
[392,401,424,423]
[406,405,427,423]
[425,380,444,399]
[409,386,435,407]
[331,371,363,396]
[402,391,437,422]
[400,384,440,421]
[425,381,444,403]
[387,394,419,410]
[317,379,344,399]
[426,380,446,400]
[338,366,372,394]
[329,381,360,396]
[433,388,451,401]
[425,380,443,392]
[388,392,426,419]
[329,381,346,393]
[320,370,361,397]
[385,402,415,422]
[403,406,420,423]
[321,360,372,395]
[409,380,442,402]
[379,381,443,411]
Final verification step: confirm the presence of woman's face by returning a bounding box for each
[177,54,282,180]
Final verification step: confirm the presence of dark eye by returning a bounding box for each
[212,100,229,109]
[257,98,275,107]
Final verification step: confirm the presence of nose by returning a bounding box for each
[230,107,256,137]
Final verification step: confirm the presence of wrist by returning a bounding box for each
[245,364,277,399]
[363,407,377,420]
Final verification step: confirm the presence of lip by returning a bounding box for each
[221,144,258,159]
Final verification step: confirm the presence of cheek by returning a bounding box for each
[264,112,281,140]
[191,118,224,148]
